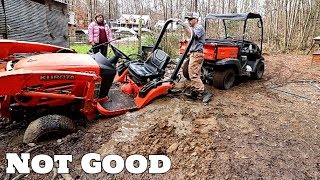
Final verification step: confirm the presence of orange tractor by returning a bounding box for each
[180,13,265,89]
[0,19,194,143]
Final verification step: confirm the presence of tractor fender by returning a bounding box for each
[248,58,264,72]
[214,58,242,74]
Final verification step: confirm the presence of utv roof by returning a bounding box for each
[205,13,262,21]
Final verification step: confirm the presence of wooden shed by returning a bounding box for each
[312,36,320,64]
[0,0,69,47]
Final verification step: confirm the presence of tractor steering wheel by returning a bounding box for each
[110,44,132,61]
[225,36,234,40]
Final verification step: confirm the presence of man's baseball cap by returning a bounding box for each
[185,12,200,19]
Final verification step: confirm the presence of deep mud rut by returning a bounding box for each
[0,54,319,179]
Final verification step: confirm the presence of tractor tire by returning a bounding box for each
[23,115,77,143]
[213,68,236,90]
[182,59,190,80]
[251,62,265,80]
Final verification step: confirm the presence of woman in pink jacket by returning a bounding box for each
[88,13,113,56]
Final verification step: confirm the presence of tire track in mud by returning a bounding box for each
[262,55,319,104]
[97,55,320,179]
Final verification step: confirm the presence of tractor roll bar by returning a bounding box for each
[152,18,195,81]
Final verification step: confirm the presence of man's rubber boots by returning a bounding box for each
[185,90,199,100]
[202,89,212,103]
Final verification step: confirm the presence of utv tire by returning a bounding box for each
[213,68,236,90]
[182,59,190,80]
[251,62,264,80]
[23,115,76,143]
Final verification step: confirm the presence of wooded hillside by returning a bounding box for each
[70,0,320,52]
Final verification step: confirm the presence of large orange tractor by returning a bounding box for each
[180,13,265,89]
[0,19,194,143]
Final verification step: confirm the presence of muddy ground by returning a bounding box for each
[0,54,319,179]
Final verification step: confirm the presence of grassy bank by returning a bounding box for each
[70,43,140,57]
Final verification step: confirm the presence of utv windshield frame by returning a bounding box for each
[205,13,263,52]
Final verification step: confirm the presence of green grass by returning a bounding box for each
[70,44,91,54]
[70,43,140,58]
[70,34,158,57]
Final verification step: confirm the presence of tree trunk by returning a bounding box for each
[284,0,288,50]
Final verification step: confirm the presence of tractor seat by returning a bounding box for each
[128,49,171,84]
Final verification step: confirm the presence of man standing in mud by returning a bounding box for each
[183,12,212,103]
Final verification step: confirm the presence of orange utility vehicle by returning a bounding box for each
[0,19,194,143]
[180,13,265,89]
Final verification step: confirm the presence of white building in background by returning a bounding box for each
[154,20,178,31]
[110,14,152,34]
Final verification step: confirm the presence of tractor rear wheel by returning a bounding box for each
[182,59,190,80]
[182,59,207,83]
[251,62,265,80]
[23,115,77,143]
[213,68,236,90]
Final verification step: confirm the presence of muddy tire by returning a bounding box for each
[23,115,77,143]
[213,68,236,90]
[251,62,264,80]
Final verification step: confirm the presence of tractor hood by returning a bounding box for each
[14,53,100,74]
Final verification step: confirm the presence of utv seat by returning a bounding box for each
[128,49,171,84]
[241,43,261,60]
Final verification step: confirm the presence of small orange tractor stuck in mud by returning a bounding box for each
[0,19,194,143]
